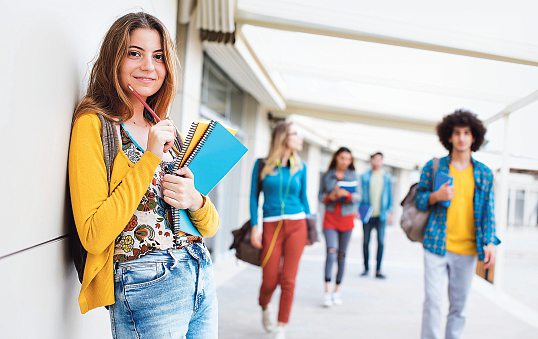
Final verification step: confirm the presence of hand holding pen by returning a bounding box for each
[128,84,180,157]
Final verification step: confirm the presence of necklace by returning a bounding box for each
[279,163,293,215]
[130,120,149,128]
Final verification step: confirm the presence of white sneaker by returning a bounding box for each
[323,292,333,308]
[262,307,275,333]
[332,292,343,305]
[274,325,286,339]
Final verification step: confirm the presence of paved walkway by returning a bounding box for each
[214,225,538,339]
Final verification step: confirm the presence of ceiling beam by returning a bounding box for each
[275,101,437,133]
[485,90,538,125]
[236,11,538,67]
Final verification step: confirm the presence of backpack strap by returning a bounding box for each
[97,113,119,186]
[431,157,440,191]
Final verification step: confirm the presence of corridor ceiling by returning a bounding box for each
[234,0,538,169]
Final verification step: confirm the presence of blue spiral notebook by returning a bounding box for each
[174,121,248,236]
[337,180,358,193]
[337,180,357,202]
[434,172,453,208]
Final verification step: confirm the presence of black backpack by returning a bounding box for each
[400,158,439,243]
[68,114,119,283]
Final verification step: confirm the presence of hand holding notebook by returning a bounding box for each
[336,180,357,201]
[170,120,248,236]
[434,172,453,208]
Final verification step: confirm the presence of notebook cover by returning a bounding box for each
[177,121,248,235]
[434,172,453,208]
[337,180,358,193]
[180,121,237,168]
[359,203,373,224]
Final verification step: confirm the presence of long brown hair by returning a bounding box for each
[327,147,355,171]
[73,12,178,122]
[261,121,303,179]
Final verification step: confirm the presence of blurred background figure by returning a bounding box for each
[249,121,311,339]
[416,110,500,339]
[360,152,393,279]
[319,147,361,307]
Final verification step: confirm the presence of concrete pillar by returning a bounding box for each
[523,188,533,227]
[241,103,271,227]
[495,114,510,289]
[172,9,204,132]
[508,188,516,227]
[392,168,413,227]
[305,143,322,214]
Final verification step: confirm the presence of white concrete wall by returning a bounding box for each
[172,8,203,131]
[241,103,272,227]
[0,1,177,337]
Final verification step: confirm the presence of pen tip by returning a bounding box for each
[127,84,134,91]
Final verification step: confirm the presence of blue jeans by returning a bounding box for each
[362,217,385,272]
[109,243,218,339]
[323,228,353,285]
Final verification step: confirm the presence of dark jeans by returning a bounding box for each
[362,217,385,272]
[323,228,353,285]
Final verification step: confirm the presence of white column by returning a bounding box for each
[523,188,533,227]
[495,114,510,289]
[305,143,322,215]
[508,188,516,226]
[392,168,412,227]
[171,9,204,132]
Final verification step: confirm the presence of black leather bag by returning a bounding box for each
[230,220,261,266]
[306,214,319,245]
[229,158,265,266]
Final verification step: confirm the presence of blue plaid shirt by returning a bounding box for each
[415,156,500,260]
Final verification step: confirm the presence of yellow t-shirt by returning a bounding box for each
[446,164,477,255]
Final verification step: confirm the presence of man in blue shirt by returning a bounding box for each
[360,152,393,279]
[416,110,500,339]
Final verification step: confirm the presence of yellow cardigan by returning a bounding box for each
[68,113,220,314]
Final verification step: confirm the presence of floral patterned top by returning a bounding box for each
[113,124,176,262]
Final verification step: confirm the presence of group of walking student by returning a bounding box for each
[68,11,499,339]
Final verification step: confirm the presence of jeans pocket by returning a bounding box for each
[122,262,167,290]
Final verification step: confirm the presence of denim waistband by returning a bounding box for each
[114,242,209,271]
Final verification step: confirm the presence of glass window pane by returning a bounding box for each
[206,70,227,117]
[201,56,245,125]
[230,88,244,126]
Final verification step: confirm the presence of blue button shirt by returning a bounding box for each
[415,156,500,260]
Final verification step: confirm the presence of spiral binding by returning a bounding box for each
[171,122,198,173]
[183,120,217,167]
[170,120,216,243]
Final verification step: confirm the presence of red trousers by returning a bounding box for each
[259,218,307,324]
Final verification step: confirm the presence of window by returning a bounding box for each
[515,190,525,226]
[201,56,244,128]
[199,55,246,260]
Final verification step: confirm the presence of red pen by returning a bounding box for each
[127,84,179,156]
[127,84,162,122]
